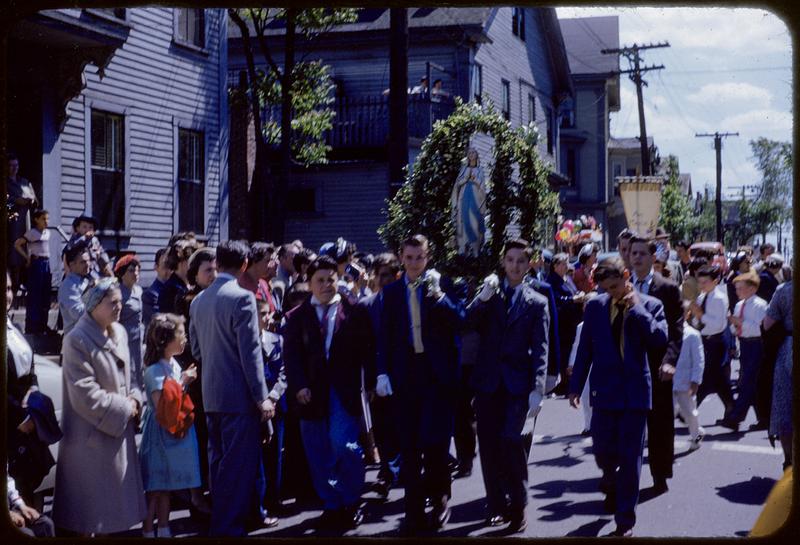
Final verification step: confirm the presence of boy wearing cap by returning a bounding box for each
[718,271,768,431]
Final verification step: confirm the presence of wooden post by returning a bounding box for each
[388,8,409,197]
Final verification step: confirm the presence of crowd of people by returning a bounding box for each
[4,213,794,537]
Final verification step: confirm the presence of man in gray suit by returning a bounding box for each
[466,238,549,533]
[190,240,273,537]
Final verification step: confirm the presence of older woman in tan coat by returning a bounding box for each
[53,278,146,535]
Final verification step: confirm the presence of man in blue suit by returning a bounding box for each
[568,256,668,537]
[467,239,549,533]
[374,234,464,534]
[190,240,273,537]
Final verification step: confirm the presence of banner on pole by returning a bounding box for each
[617,176,665,238]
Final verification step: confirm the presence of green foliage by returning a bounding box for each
[748,137,792,236]
[230,8,359,167]
[658,155,698,243]
[378,98,559,278]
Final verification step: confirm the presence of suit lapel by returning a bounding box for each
[507,287,527,325]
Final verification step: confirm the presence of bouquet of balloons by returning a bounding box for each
[555,215,601,245]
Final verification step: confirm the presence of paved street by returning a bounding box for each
[45,362,779,539]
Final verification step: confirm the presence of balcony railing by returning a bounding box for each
[259,94,456,150]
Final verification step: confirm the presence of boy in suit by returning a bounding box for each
[283,256,372,529]
[568,256,668,537]
[467,239,549,532]
[374,234,464,534]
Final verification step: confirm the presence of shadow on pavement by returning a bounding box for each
[536,498,607,521]
[448,496,487,524]
[565,517,613,537]
[716,477,775,505]
[531,453,583,468]
[530,476,601,499]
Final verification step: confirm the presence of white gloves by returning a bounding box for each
[528,390,543,419]
[424,269,443,299]
[478,273,500,302]
[375,374,393,397]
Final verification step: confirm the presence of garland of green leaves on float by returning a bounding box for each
[378,97,560,279]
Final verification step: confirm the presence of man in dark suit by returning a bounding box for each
[283,256,372,529]
[467,239,549,533]
[757,254,782,302]
[359,253,402,498]
[524,254,561,395]
[374,234,464,534]
[190,240,273,537]
[568,256,668,537]
[547,253,584,395]
[629,235,683,494]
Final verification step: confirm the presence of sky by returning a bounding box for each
[555,6,793,205]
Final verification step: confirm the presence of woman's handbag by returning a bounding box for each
[156,377,195,438]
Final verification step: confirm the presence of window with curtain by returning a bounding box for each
[175,8,205,48]
[512,8,526,41]
[91,110,125,231]
[471,63,483,104]
[501,80,511,121]
[178,129,205,233]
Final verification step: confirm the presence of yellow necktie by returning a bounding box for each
[408,281,424,353]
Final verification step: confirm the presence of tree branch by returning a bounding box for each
[228,8,264,145]
[251,8,283,79]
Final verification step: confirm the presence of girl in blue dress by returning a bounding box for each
[139,313,201,537]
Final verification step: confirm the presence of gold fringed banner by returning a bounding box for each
[617,176,665,238]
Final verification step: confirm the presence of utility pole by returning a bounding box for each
[696,131,739,242]
[388,8,409,197]
[602,42,669,175]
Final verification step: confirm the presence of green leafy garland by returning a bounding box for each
[378,98,560,279]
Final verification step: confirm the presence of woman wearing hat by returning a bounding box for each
[53,278,146,536]
[115,254,144,390]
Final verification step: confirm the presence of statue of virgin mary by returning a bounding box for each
[450,147,488,256]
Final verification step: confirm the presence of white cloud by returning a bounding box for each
[556,7,791,56]
[719,109,794,138]
[687,83,773,107]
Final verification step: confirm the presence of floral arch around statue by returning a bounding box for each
[379,98,560,280]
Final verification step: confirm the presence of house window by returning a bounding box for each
[566,148,577,182]
[501,80,511,121]
[512,8,526,41]
[471,63,483,104]
[545,109,553,155]
[91,110,125,231]
[626,167,637,176]
[178,129,205,233]
[287,187,317,213]
[527,93,536,125]
[613,162,622,178]
[174,8,205,48]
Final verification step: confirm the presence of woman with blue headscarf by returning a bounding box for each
[451,147,488,257]
[53,277,146,536]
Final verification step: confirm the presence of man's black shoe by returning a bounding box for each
[507,516,527,534]
[373,480,390,500]
[453,464,472,479]
[605,526,633,537]
[487,514,506,527]
[749,421,769,431]
[652,477,669,494]
[430,497,450,529]
[345,505,364,528]
[718,418,740,432]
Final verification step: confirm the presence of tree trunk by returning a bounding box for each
[269,8,296,244]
